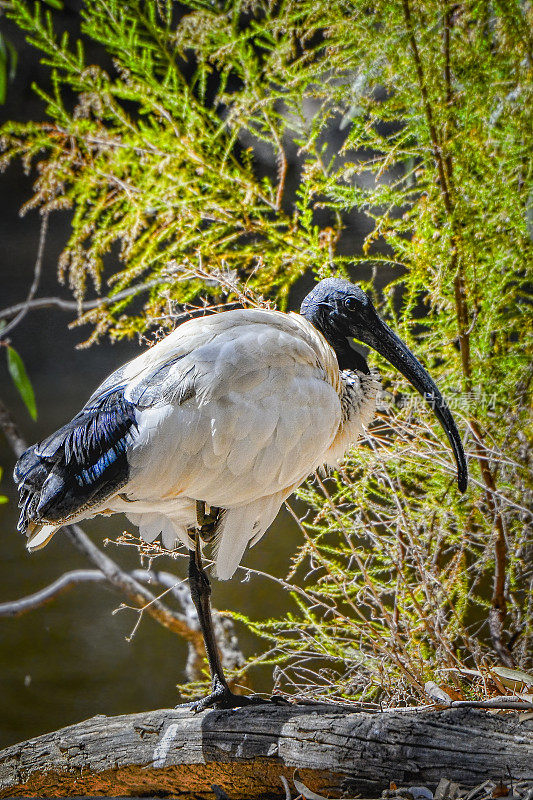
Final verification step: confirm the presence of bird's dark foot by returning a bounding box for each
[192,687,265,713]
[177,676,290,713]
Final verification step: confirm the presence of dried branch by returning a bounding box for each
[448,697,533,711]
[0,568,190,619]
[0,569,108,617]
[0,279,161,323]
[0,564,244,680]
[0,396,28,457]
[425,682,533,711]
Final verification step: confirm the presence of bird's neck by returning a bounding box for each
[297,310,369,378]
[333,337,370,376]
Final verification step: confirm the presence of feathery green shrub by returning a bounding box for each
[1,0,531,703]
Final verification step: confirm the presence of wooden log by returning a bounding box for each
[0,704,531,799]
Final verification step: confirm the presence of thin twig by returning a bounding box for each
[261,110,288,211]
[0,278,161,322]
[448,697,533,711]
[66,524,204,649]
[0,569,108,617]
[0,212,48,338]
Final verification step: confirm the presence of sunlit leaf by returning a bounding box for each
[0,467,7,505]
[7,346,38,421]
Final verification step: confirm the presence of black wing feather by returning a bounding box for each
[14,388,137,532]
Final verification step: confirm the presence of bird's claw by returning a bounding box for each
[191,692,290,713]
[191,690,264,713]
[177,677,290,712]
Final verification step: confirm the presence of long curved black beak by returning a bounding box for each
[356,318,468,492]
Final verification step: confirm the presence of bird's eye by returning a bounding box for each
[344,296,359,311]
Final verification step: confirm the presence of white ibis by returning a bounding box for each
[14,278,467,710]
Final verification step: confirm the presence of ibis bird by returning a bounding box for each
[14,278,467,710]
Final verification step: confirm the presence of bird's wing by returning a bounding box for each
[15,308,341,556]
[14,387,138,538]
[13,311,249,536]
[123,312,341,512]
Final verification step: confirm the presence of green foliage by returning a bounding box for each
[6,345,37,420]
[1,0,532,703]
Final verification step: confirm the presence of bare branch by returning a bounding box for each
[0,569,107,617]
[448,697,533,711]
[0,396,28,457]
[0,568,193,619]
[0,563,244,682]
[425,682,533,711]
[0,278,161,323]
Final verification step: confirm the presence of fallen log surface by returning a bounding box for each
[0,704,531,799]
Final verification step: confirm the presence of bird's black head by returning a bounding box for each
[300,278,468,493]
[300,278,380,360]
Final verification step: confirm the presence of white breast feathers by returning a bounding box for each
[324,368,381,465]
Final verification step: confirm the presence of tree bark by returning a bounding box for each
[0,704,531,799]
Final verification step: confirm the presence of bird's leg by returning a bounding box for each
[195,499,221,543]
[182,502,290,712]
[186,529,267,711]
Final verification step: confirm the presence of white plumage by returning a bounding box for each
[23,307,379,580]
